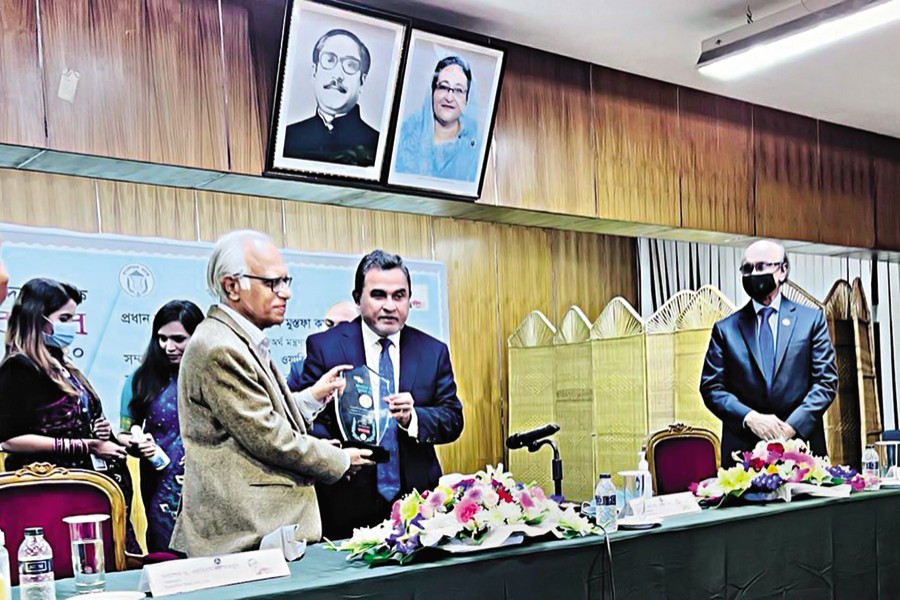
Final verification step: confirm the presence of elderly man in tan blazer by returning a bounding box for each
[171,230,372,556]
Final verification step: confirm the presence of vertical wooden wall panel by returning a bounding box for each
[433,219,502,474]
[593,67,680,227]
[40,0,147,160]
[222,2,264,175]
[550,229,637,324]
[496,225,554,445]
[818,123,874,248]
[283,201,366,254]
[873,135,900,251]
[0,1,44,147]
[196,191,283,244]
[678,88,754,236]
[40,0,228,169]
[97,180,197,240]
[364,211,433,259]
[493,45,596,217]
[0,170,97,232]
[142,0,228,169]
[754,106,820,242]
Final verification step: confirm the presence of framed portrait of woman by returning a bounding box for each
[386,30,506,198]
[267,0,407,181]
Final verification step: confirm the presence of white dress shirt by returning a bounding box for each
[361,321,419,439]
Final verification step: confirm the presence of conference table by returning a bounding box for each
[27,488,900,599]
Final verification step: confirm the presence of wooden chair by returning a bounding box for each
[647,423,720,495]
[0,462,127,585]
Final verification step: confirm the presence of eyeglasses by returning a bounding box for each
[318,51,361,76]
[739,261,784,276]
[236,274,293,293]
[435,82,468,98]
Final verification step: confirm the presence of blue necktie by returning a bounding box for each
[758,307,775,389]
[377,338,401,501]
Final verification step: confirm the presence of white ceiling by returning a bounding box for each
[366,0,900,138]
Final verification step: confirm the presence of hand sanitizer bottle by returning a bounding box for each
[637,445,653,500]
[130,425,171,470]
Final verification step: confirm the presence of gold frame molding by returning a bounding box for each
[646,422,721,495]
[0,462,127,572]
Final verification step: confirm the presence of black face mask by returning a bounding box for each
[742,273,778,303]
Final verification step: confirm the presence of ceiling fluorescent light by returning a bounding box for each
[698,0,900,80]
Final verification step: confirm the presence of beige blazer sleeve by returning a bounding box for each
[199,343,348,484]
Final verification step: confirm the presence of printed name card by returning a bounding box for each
[139,549,290,596]
[630,492,702,520]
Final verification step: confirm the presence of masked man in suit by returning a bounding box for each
[298,249,464,539]
[700,239,838,467]
[171,230,372,556]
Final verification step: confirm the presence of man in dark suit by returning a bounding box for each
[299,250,464,538]
[282,29,379,166]
[700,240,837,466]
[286,300,357,393]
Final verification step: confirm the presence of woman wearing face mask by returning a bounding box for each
[0,278,129,470]
[117,300,203,552]
[394,55,482,182]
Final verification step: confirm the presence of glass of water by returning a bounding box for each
[63,514,109,593]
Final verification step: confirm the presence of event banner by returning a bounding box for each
[0,224,449,427]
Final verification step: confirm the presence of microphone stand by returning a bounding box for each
[527,438,563,498]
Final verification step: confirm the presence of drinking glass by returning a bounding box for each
[618,470,647,520]
[63,514,109,593]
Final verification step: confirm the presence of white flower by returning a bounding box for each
[497,501,523,523]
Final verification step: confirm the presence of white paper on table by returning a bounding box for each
[260,524,307,561]
[636,492,702,520]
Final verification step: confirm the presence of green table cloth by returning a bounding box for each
[23,488,900,599]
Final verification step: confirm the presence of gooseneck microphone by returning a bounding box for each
[506,423,560,449]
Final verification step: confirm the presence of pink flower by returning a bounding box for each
[391,500,402,526]
[783,450,815,466]
[529,486,547,501]
[453,499,479,523]
[689,482,700,494]
[850,474,866,492]
[519,491,535,510]
[786,466,810,483]
[426,489,446,510]
[464,487,483,504]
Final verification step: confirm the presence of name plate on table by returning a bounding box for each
[629,492,702,521]
[336,365,391,444]
[138,549,289,596]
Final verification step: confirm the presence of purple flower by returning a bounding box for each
[395,533,420,556]
[751,473,783,491]
[453,478,476,491]
[827,465,858,481]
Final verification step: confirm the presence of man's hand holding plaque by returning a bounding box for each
[309,364,353,403]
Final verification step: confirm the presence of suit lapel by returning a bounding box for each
[773,298,798,380]
[341,319,368,367]
[737,303,766,379]
[399,328,418,393]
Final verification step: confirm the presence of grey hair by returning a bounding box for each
[206,230,274,301]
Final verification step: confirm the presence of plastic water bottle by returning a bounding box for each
[862,444,881,491]
[131,425,171,470]
[0,528,11,600]
[18,527,56,600]
[594,473,618,533]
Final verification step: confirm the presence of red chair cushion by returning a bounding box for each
[654,437,718,495]
[0,482,117,586]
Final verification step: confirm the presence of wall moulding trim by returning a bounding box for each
[1,143,896,262]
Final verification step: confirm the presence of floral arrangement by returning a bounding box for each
[330,465,598,565]
[691,439,866,503]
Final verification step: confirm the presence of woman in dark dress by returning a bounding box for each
[0,278,128,471]
[118,300,203,552]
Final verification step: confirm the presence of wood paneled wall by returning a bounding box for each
[0,169,637,475]
[1,0,899,252]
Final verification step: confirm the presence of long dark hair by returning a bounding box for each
[5,277,84,395]
[129,300,203,421]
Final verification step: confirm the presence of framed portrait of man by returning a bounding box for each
[268,0,406,181]
[386,30,505,198]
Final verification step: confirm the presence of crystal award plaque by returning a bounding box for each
[335,365,392,445]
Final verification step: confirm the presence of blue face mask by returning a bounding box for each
[44,320,78,348]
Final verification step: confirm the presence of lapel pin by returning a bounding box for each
[782,318,791,327]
